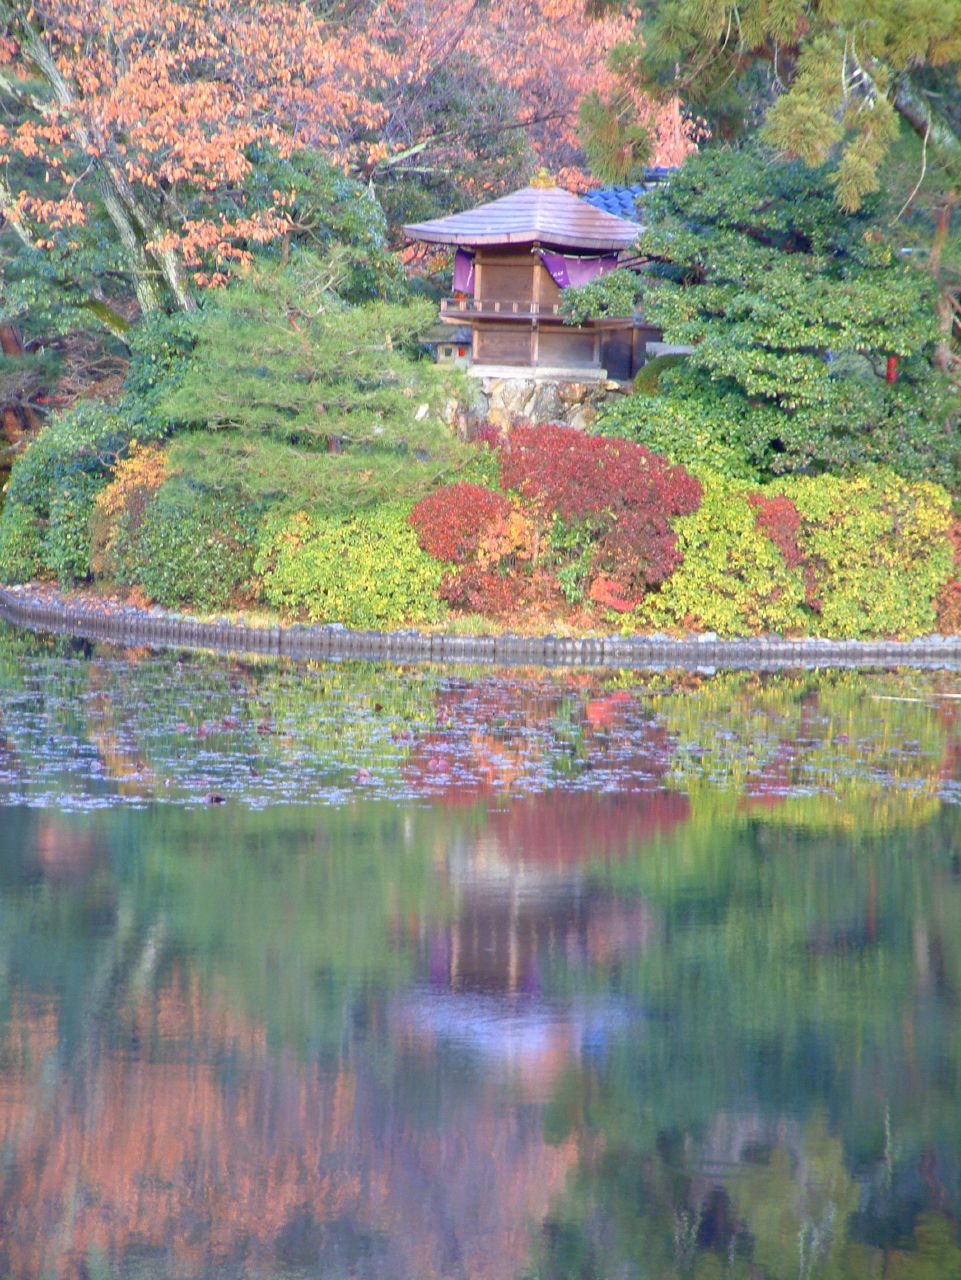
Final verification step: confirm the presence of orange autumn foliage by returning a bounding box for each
[1,0,694,286]
[95,441,168,520]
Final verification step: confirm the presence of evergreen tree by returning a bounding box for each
[590,147,960,486]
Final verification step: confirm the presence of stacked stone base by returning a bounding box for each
[467,376,626,430]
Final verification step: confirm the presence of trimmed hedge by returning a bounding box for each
[637,479,808,636]
[403,450,954,639]
[2,411,956,640]
[0,504,44,585]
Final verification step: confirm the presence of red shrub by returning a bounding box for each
[469,421,503,451]
[748,493,803,567]
[501,422,701,523]
[409,483,512,564]
[937,581,961,634]
[749,491,821,610]
[440,565,564,616]
[600,506,685,593]
[588,574,635,613]
[499,422,702,591]
[947,519,961,569]
[440,567,517,615]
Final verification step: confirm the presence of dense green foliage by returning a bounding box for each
[255,503,447,627]
[0,245,466,605]
[0,102,957,636]
[42,473,102,586]
[585,0,961,214]
[637,470,953,637]
[159,261,467,516]
[0,503,43,584]
[0,402,142,585]
[584,0,961,397]
[113,479,259,610]
[588,147,960,486]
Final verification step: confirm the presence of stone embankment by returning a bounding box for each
[468,376,624,431]
[4,584,961,670]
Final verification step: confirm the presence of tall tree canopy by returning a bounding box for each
[0,0,690,319]
[592,146,960,487]
[585,0,961,209]
[583,0,961,388]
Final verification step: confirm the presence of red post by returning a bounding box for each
[886,355,899,383]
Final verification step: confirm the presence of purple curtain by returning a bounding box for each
[538,250,620,289]
[452,249,475,293]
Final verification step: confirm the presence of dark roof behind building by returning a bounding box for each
[403,185,640,251]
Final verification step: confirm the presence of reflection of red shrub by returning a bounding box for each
[489,791,690,865]
[403,681,679,806]
[499,423,701,592]
[409,483,512,564]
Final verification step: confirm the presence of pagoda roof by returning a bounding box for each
[403,185,640,251]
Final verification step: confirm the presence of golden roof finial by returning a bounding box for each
[530,167,556,188]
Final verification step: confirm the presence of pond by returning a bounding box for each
[0,621,960,1279]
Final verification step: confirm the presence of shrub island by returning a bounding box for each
[2,407,959,642]
[1,149,959,643]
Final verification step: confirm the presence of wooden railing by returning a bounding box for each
[440,297,564,317]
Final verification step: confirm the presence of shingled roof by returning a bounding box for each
[403,185,640,251]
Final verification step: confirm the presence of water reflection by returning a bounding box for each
[0,626,959,1277]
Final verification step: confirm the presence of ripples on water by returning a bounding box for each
[0,623,960,1279]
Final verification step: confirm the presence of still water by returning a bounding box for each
[0,622,959,1279]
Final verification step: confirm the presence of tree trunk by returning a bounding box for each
[0,324,41,445]
[12,12,195,314]
[893,76,961,178]
[929,201,960,385]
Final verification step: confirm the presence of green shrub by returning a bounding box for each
[599,371,769,482]
[630,354,688,396]
[116,479,258,609]
[0,503,44,584]
[637,478,808,636]
[6,402,145,520]
[1,400,157,588]
[255,503,447,627]
[779,471,953,639]
[634,470,953,639]
[42,473,102,586]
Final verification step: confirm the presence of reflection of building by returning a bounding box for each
[429,836,660,998]
[393,792,673,1101]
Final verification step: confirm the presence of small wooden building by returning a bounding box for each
[404,183,659,382]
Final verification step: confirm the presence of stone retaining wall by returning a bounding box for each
[469,376,626,430]
[4,587,961,670]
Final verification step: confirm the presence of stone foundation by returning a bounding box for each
[466,375,627,430]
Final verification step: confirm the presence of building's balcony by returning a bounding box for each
[441,297,565,320]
